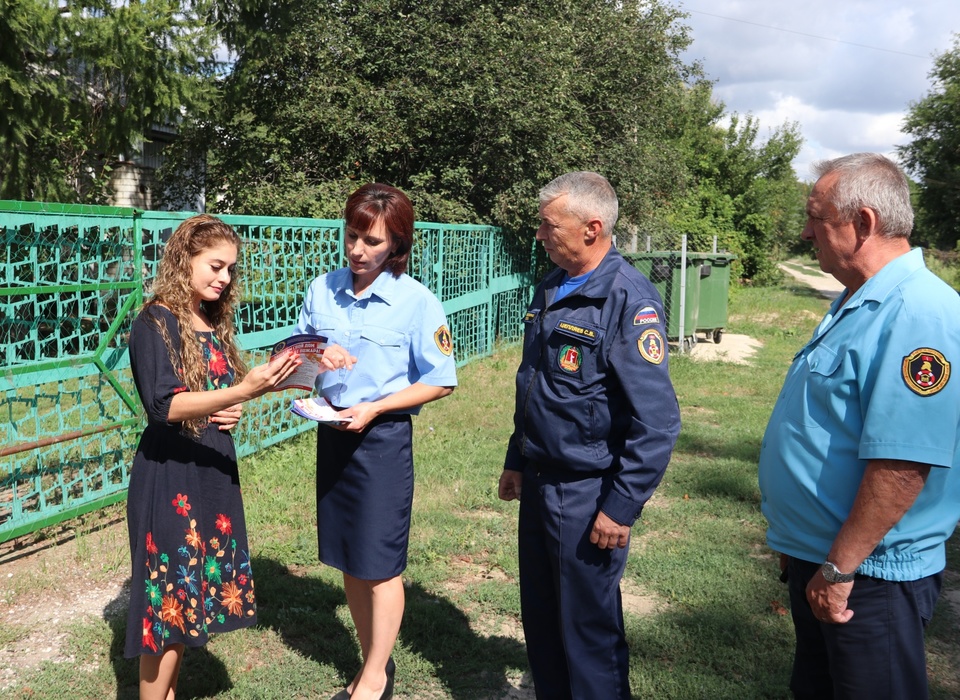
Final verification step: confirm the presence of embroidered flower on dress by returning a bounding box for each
[142,618,158,653]
[215,513,232,535]
[220,581,244,616]
[161,595,186,633]
[207,345,228,377]
[204,556,222,584]
[173,493,191,516]
[146,581,162,607]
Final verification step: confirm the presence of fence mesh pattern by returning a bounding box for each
[0,204,535,542]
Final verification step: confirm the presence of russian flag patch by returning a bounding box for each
[633,306,660,326]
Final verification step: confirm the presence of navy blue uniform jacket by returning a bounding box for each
[503,246,681,526]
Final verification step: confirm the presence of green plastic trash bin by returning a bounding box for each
[623,251,701,349]
[690,252,736,343]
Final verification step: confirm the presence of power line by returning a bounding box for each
[686,8,930,59]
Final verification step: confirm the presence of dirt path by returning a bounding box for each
[778,262,845,299]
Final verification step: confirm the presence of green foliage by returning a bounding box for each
[664,86,806,284]
[161,0,699,229]
[923,249,960,291]
[899,34,960,249]
[0,0,221,202]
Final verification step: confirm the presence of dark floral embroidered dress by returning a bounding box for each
[124,305,257,658]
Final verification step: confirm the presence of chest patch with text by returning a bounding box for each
[555,320,598,340]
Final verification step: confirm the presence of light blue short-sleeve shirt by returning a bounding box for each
[295,268,458,414]
[758,248,960,580]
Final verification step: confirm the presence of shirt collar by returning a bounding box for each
[333,267,399,305]
[546,245,621,300]
[836,247,925,311]
[813,247,924,343]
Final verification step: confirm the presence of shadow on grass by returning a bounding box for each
[629,602,792,698]
[253,558,529,698]
[103,558,528,699]
[400,580,529,698]
[676,428,762,468]
[106,591,234,699]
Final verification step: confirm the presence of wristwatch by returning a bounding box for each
[820,561,856,583]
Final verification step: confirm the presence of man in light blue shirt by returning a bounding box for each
[758,153,960,699]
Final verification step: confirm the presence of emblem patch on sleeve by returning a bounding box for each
[902,347,950,396]
[434,325,453,356]
[638,328,665,364]
[633,306,660,326]
[558,344,582,373]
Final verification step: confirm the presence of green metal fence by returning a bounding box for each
[0,201,537,543]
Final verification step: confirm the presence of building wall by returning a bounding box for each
[109,162,155,210]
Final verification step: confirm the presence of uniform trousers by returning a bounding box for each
[518,467,631,700]
[787,557,942,700]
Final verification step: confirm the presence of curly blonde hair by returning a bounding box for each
[143,214,248,438]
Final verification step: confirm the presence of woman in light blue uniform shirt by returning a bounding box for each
[295,183,457,700]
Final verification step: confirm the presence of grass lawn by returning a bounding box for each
[1,276,958,699]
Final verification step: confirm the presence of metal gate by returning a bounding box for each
[0,202,536,542]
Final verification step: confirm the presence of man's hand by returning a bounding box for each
[808,459,930,625]
[806,570,855,624]
[590,510,630,549]
[498,470,523,501]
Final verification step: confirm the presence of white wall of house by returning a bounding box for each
[107,127,204,212]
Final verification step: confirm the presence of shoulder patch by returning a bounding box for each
[633,306,660,326]
[638,328,665,364]
[902,348,950,396]
[434,325,453,356]
[523,310,537,323]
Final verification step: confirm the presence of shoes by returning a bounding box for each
[380,657,395,700]
[331,658,394,700]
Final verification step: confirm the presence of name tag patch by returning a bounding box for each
[638,328,665,364]
[633,306,660,326]
[555,320,599,342]
[523,310,538,324]
[902,347,950,396]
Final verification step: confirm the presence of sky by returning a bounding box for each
[670,1,960,181]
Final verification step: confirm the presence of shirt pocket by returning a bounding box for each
[786,343,845,428]
[359,324,407,357]
[546,319,603,385]
[308,313,340,343]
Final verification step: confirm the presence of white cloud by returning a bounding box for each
[673,0,960,180]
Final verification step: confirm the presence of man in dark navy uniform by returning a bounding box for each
[499,171,681,700]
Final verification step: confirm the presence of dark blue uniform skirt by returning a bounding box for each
[315,414,413,580]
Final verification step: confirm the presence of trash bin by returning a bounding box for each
[623,251,701,349]
[690,252,736,343]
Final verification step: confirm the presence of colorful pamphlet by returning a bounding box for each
[269,333,327,391]
[289,396,353,425]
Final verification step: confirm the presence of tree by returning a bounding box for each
[0,0,220,203]
[899,34,960,249]
[161,0,699,232]
[663,81,805,283]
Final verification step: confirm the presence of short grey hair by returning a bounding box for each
[811,153,913,238]
[539,171,619,237]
